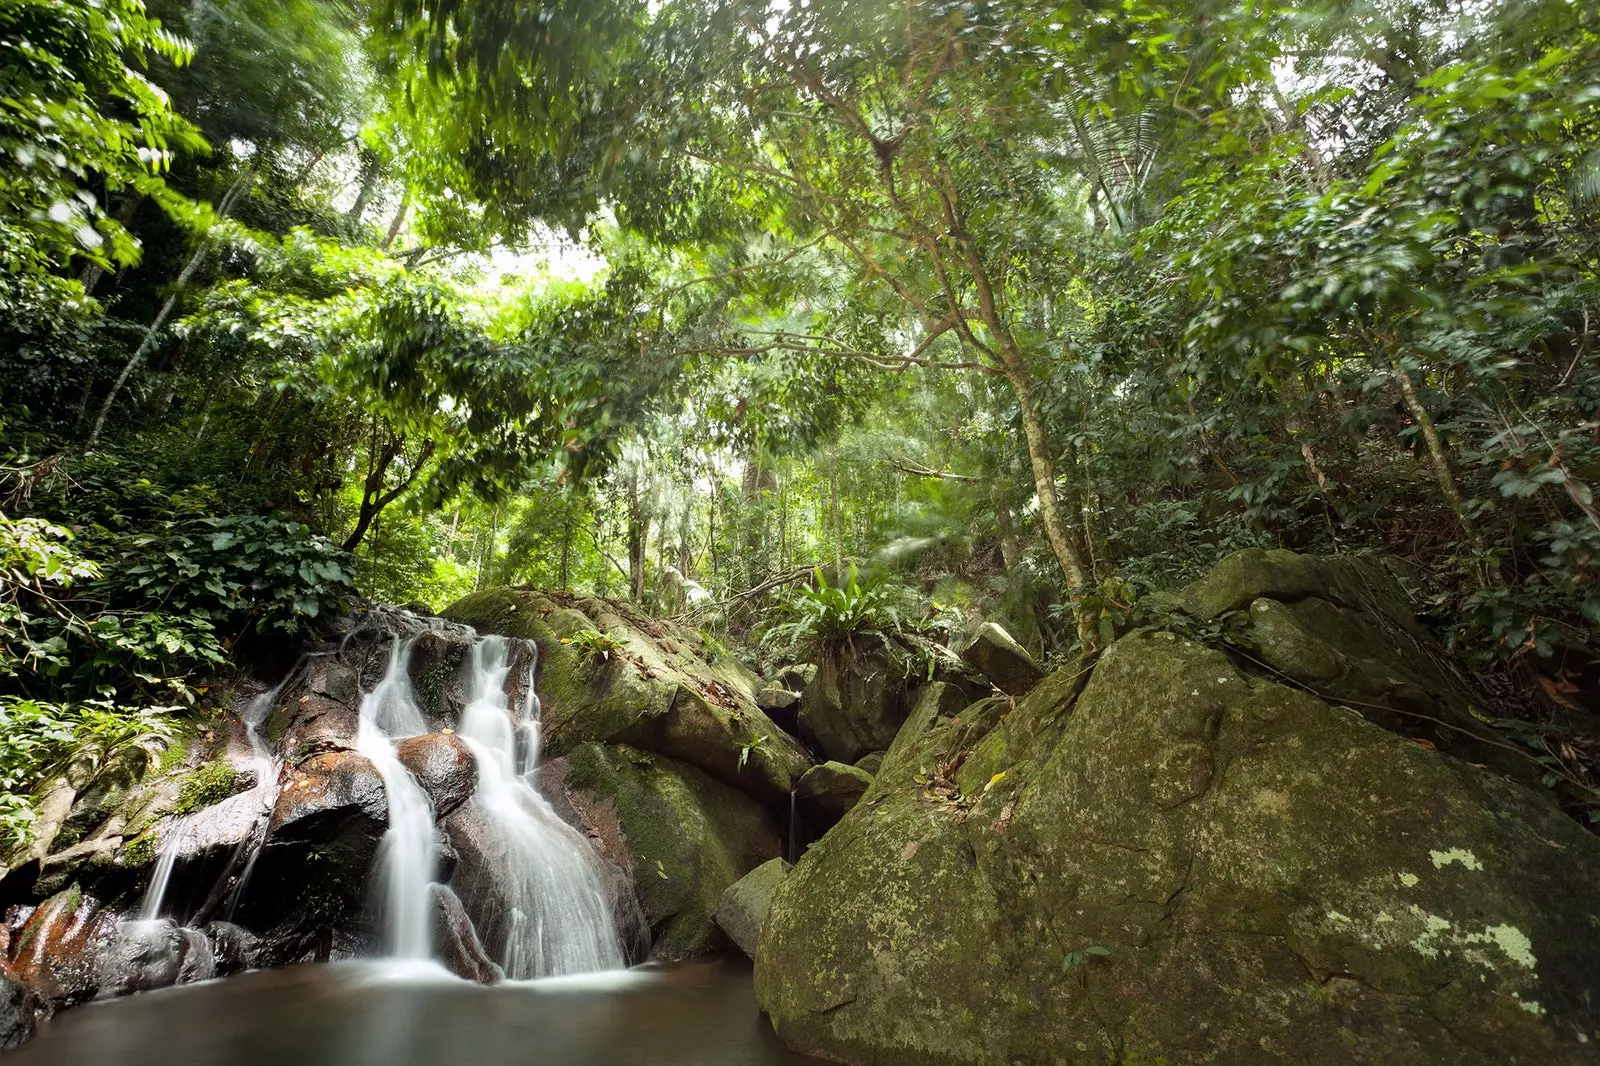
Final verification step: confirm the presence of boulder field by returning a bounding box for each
[753,550,1600,1064]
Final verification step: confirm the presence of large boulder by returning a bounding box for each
[755,632,1600,1065]
[445,589,812,803]
[958,622,1045,697]
[0,971,35,1050]
[714,858,791,959]
[6,886,112,1008]
[543,742,782,959]
[798,635,914,764]
[1182,548,1534,780]
[234,751,388,933]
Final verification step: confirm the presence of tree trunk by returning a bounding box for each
[627,470,646,602]
[560,507,573,591]
[1388,346,1476,543]
[1008,367,1096,649]
[347,149,381,226]
[382,196,409,250]
[342,435,435,553]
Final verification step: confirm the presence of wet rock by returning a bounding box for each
[755,687,802,736]
[202,921,258,976]
[176,927,215,984]
[446,589,812,803]
[713,859,790,959]
[396,733,477,818]
[266,751,387,842]
[545,743,781,959]
[98,919,183,997]
[797,636,913,764]
[406,629,476,722]
[235,751,387,932]
[756,629,1600,1065]
[958,621,1044,697]
[794,762,872,827]
[431,884,503,984]
[0,972,36,1050]
[8,886,112,1007]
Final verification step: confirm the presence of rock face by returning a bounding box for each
[445,590,811,803]
[0,971,35,1050]
[958,621,1044,697]
[235,750,388,933]
[756,557,1600,1065]
[714,858,791,959]
[7,886,112,1008]
[543,742,782,959]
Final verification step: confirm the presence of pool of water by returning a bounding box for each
[12,959,824,1066]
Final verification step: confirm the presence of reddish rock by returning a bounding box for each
[8,886,112,1007]
[396,733,477,818]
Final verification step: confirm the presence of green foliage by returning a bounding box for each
[561,628,628,662]
[0,0,205,271]
[1061,945,1112,973]
[760,566,904,659]
[0,695,175,850]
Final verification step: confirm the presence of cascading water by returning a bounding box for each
[454,636,623,977]
[352,631,623,978]
[354,639,439,960]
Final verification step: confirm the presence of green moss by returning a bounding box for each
[173,761,241,815]
[120,832,158,868]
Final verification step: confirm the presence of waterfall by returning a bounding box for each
[137,818,192,921]
[355,639,439,960]
[455,636,624,978]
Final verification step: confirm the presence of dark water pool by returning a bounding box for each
[10,960,824,1066]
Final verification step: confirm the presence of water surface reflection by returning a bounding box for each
[13,960,822,1066]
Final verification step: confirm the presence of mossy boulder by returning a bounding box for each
[714,858,791,958]
[794,761,873,825]
[755,632,1600,1065]
[445,588,811,803]
[958,622,1044,697]
[1181,548,1532,780]
[542,742,781,959]
[798,635,917,764]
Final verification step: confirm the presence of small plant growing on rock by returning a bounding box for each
[174,761,240,814]
[561,628,627,662]
[1061,945,1111,972]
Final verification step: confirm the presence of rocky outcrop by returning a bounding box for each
[542,742,782,959]
[714,858,790,959]
[7,886,112,1008]
[755,569,1600,1064]
[958,621,1044,696]
[0,971,35,1050]
[446,590,811,803]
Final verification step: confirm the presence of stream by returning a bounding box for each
[10,960,821,1065]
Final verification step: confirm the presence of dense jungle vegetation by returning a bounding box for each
[2,0,1598,844]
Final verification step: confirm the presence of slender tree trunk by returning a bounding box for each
[347,150,381,226]
[991,481,1021,571]
[87,157,260,447]
[79,194,145,296]
[383,196,409,250]
[829,446,843,577]
[627,470,646,602]
[1388,345,1476,542]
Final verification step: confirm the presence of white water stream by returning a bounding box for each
[355,640,439,960]
[357,633,623,977]
[455,636,623,977]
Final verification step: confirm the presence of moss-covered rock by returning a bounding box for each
[794,761,872,824]
[543,742,781,959]
[755,632,1600,1065]
[445,588,811,803]
[714,857,791,958]
[797,634,916,764]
